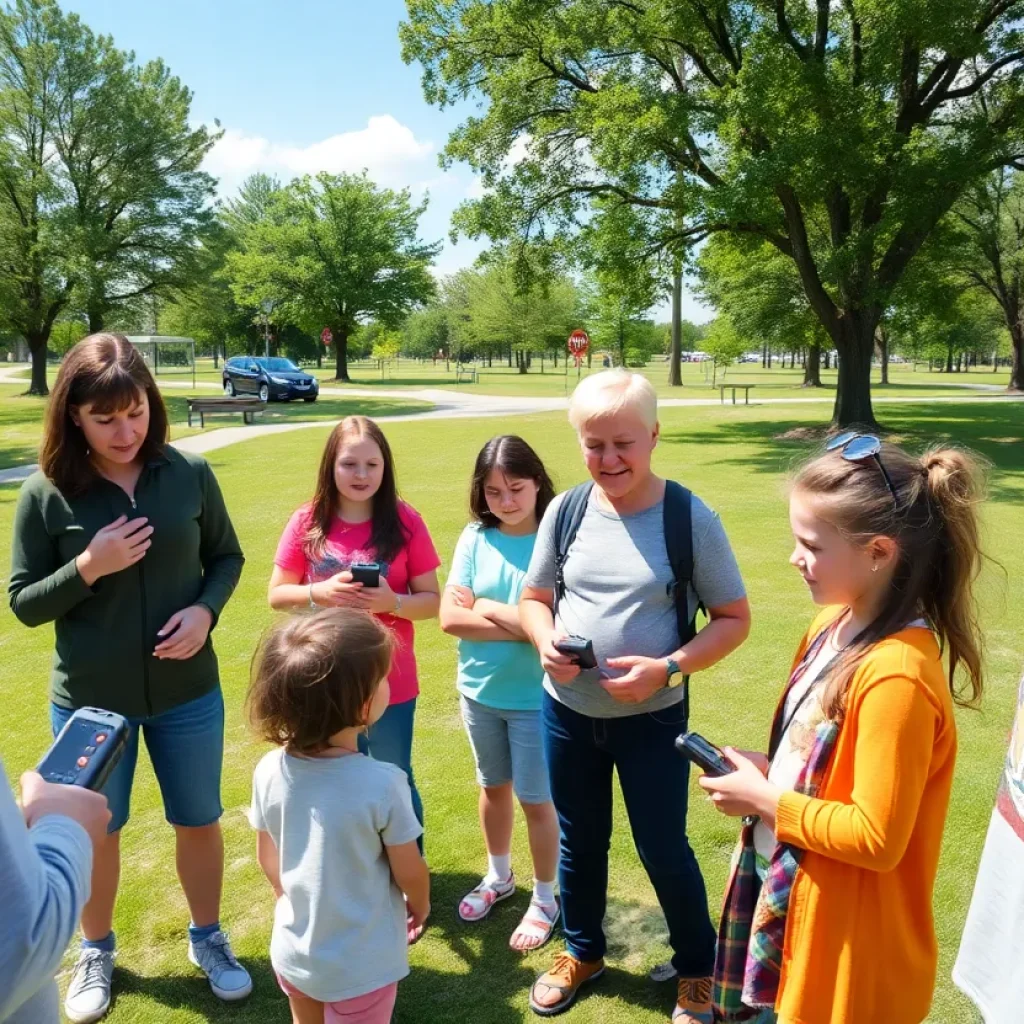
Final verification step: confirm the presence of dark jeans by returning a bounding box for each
[541,691,716,977]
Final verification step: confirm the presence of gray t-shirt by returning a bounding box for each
[249,748,422,1002]
[524,485,746,719]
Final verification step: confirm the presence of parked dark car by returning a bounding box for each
[222,357,319,403]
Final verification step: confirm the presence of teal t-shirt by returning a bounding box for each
[446,524,543,711]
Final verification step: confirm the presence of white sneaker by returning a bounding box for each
[64,947,115,1023]
[188,929,253,1001]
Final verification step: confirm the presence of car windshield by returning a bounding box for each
[255,358,300,372]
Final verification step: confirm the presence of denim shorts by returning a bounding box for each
[459,694,551,804]
[50,687,225,833]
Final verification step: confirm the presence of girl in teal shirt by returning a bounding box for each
[440,436,561,952]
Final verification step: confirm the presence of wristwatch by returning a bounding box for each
[665,657,684,688]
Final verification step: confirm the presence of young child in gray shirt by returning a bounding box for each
[247,609,428,1022]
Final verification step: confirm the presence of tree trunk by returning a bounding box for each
[88,306,104,334]
[803,342,822,387]
[831,313,880,428]
[27,333,50,396]
[876,327,890,386]
[507,345,513,368]
[334,326,351,381]
[669,267,682,386]
[945,345,954,373]
[1009,321,1024,391]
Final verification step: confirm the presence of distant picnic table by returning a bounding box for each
[719,384,756,406]
[186,396,266,428]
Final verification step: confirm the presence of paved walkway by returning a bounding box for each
[1,369,1019,485]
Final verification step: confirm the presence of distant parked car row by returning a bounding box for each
[222,357,319,403]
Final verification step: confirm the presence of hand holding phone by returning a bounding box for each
[674,732,736,777]
[349,562,381,588]
[20,772,111,847]
[554,636,597,670]
[37,708,130,792]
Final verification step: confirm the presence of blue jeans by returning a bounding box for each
[50,687,224,833]
[541,691,716,977]
[362,698,424,832]
[460,695,551,804]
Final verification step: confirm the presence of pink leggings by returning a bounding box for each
[278,975,398,1023]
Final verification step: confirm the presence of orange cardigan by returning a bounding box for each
[772,610,957,1024]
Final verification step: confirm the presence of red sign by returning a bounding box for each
[567,329,589,365]
[320,327,333,347]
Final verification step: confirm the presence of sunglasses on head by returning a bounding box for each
[825,432,899,505]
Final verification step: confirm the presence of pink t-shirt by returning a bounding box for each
[273,502,441,704]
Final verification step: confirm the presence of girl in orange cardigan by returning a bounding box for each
[700,437,985,1024]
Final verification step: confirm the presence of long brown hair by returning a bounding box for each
[247,608,394,755]
[469,435,555,528]
[40,333,169,496]
[304,416,408,563]
[794,443,986,718]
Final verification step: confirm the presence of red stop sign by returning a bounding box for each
[567,330,590,356]
[320,327,333,347]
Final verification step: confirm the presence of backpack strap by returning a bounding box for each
[663,480,699,724]
[663,480,699,647]
[552,482,594,619]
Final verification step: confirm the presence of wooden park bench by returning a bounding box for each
[186,396,266,428]
[718,384,756,406]
[456,367,479,384]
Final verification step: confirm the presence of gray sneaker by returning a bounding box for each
[64,947,115,1024]
[188,930,252,1001]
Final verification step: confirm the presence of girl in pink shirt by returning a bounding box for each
[269,417,441,920]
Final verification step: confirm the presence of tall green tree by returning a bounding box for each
[459,261,579,370]
[953,168,1024,390]
[0,0,75,394]
[55,42,219,332]
[226,172,439,381]
[698,234,826,386]
[700,313,747,385]
[403,0,1024,426]
[0,0,215,393]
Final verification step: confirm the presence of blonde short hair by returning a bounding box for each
[568,369,658,433]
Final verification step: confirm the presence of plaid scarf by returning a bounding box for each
[712,624,843,1022]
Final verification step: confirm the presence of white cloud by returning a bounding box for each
[204,115,436,195]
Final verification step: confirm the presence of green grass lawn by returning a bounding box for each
[0,384,429,472]
[1,399,1021,1022]
[156,356,1016,400]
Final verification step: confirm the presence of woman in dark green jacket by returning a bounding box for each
[8,334,251,1022]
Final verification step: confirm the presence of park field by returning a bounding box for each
[1,396,1022,1022]
[0,383,430,472]
[168,357,1014,401]
[5,356,1017,401]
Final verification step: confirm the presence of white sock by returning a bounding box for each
[485,853,512,884]
[533,879,557,906]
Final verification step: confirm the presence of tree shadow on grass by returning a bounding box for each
[395,871,675,1022]
[104,956,273,1021]
[661,402,1024,502]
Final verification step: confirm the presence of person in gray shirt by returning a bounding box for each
[520,370,750,1022]
[0,762,109,1023]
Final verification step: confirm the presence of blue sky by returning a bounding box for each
[67,0,711,322]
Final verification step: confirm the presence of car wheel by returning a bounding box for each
[258,383,270,402]
[224,380,235,397]
[303,396,317,403]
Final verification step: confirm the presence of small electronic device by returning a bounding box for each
[349,562,381,587]
[37,707,130,791]
[674,732,736,777]
[554,636,597,670]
